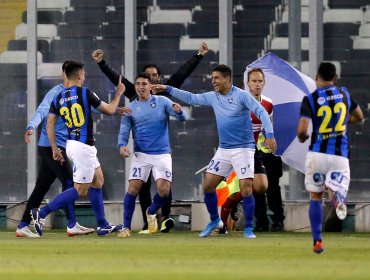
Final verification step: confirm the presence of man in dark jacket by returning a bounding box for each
[92,42,209,233]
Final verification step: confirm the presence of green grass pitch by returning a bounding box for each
[1,230,370,280]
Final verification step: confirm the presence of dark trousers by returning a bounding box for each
[254,153,284,228]
[139,172,172,229]
[20,146,74,224]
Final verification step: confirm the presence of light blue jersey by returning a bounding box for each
[26,84,68,148]
[166,85,274,149]
[118,95,188,154]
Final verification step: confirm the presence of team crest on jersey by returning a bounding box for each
[313,172,325,184]
[317,97,326,105]
[59,98,64,105]
[165,171,171,178]
[241,167,246,174]
[331,172,344,184]
[151,102,156,108]
[228,98,233,104]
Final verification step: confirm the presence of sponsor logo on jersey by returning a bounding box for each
[60,95,78,105]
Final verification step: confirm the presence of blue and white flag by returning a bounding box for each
[245,52,316,173]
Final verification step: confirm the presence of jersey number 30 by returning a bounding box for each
[60,103,85,128]
[317,102,346,133]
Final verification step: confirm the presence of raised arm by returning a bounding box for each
[166,42,209,88]
[97,76,125,115]
[92,49,136,100]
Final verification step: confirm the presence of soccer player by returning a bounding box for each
[16,61,93,238]
[153,65,277,238]
[297,62,364,254]
[30,60,125,237]
[116,72,188,238]
[92,42,209,233]
[219,68,274,234]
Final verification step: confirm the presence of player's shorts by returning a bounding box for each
[305,151,350,196]
[66,140,100,184]
[207,147,255,180]
[129,152,172,182]
[254,149,266,174]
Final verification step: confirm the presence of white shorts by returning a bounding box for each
[206,147,255,180]
[305,151,350,196]
[66,140,100,184]
[129,152,172,182]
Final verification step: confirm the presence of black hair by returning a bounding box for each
[247,67,265,81]
[317,62,336,81]
[65,61,84,79]
[135,72,152,83]
[62,60,71,72]
[142,64,161,76]
[212,64,232,78]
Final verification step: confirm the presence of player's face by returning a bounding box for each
[247,71,265,97]
[144,67,160,84]
[211,71,230,94]
[135,77,151,100]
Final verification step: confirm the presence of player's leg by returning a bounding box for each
[232,148,256,238]
[263,154,284,231]
[326,156,350,221]
[198,172,225,237]
[118,179,144,238]
[239,178,256,238]
[253,152,269,232]
[309,191,325,254]
[305,151,326,253]
[160,188,174,233]
[119,153,151,237]
[52,148,93,235]
[145,178,171,233]
[199,148,232,237]
[138,174,152,232]
[31,181,89,236]
[17,147,56,238]
[146,154,173,233]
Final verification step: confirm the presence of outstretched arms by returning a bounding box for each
[92,49,136,100]
[97,76,126,115]
[166,42,209,88]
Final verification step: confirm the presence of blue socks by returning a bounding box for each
[18,221,29,229]
[309,200,323,242]
[242,194,255,229]
[40,188,79,218]
[124,193,136,229]
[64,178,77,228]
[88,187,109,228]
[204,192,219,221]
[148,193,166,215]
